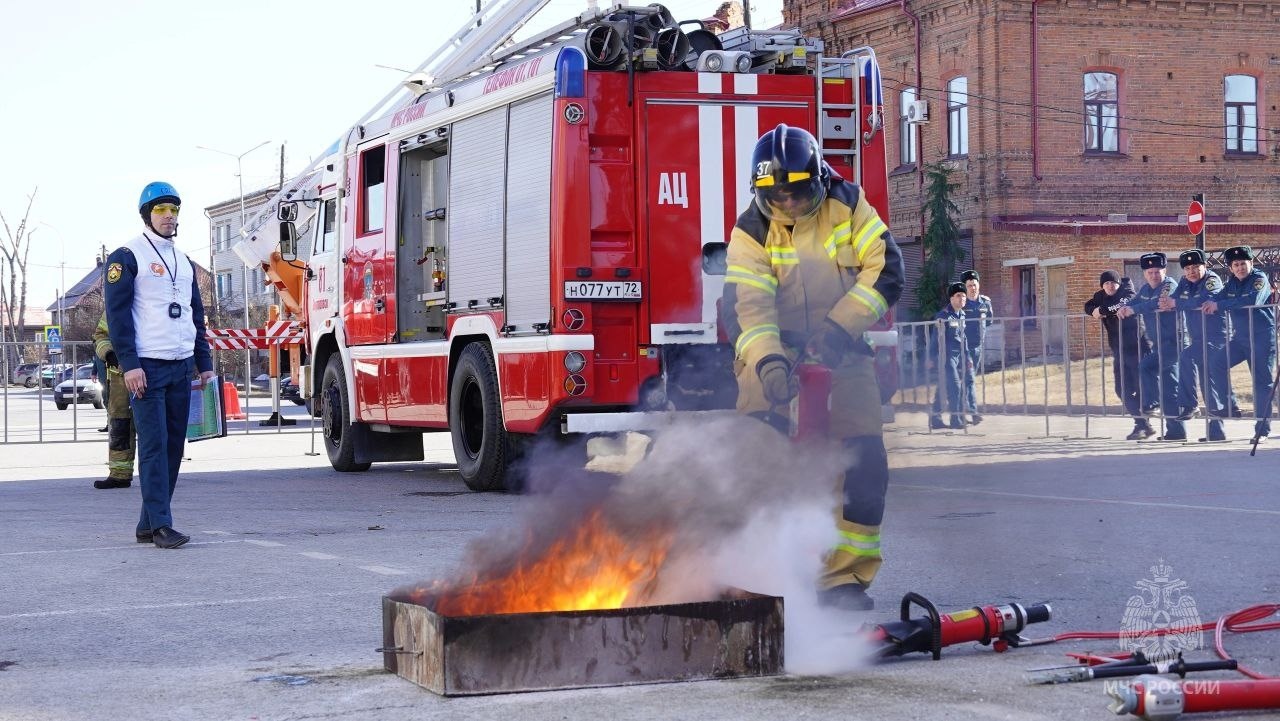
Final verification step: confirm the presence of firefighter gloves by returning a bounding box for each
[807,321,854,368]
[757,355,800,405]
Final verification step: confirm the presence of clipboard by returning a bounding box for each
[187,374,227,442]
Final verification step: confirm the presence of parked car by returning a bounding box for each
[279,375,306,406]
[53,364,103,410]
[13,362,41,387]
[41,363,74,388]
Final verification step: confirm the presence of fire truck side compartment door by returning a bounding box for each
[644,99,810,343]
[447,106,508,316]
[503,92,553,334]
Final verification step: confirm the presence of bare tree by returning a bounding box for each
[63,285,104,343]
[1,188,38,368]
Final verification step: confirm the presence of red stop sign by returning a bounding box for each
[1187,200,1205,235]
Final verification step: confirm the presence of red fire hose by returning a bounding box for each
[1038,603,1280,718]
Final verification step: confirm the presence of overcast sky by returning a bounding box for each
[1,0,782,313]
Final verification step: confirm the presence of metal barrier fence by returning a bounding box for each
[5,305,1277,442]
[891,303,1280,439]
[0,341,312,444]
[0,341,100,443]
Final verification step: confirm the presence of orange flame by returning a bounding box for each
[427,510,672,616]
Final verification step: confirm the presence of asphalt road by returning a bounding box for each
[2,413,1278,721]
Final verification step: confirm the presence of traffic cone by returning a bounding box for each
[223,382,246,420]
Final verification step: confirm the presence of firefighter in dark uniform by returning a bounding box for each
[723,124,904,611]
[1203,245,1276,441]
[1120,252,1185,440]
[929,283,968,430]
[1160,248,1227,441]
[104,181,216,549]
[1085,271,1154,439]
[92,313,135,489]
[959,270,992,424]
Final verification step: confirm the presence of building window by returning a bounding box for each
[947,77,968,157]
[1225,74,1258,154]
[216,271,233,299]
[1083,72,1119,153]
[1017,266,1037,328]
[899,87,919,166]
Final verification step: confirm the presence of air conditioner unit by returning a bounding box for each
[906,99,929,124]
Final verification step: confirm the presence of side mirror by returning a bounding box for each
[278,203,299,222]
[279,221,298,260]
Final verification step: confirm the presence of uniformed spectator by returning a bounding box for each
[1202,245,1275,441]
[928,283,968,431]
[1085,270,1153,439]
[723,124,903,611]
[92,313,135,489]
[1159,248,1227,442]
[959,269,992,424]
[104,181,215,549]
[1119,252,1186,440]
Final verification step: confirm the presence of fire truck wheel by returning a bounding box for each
[449,343,511,492]
[322,355,371,472]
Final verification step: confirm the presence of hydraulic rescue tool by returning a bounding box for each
[866,592,1052,660]
[1026,651,1237,685]
[1109,675,1280,720]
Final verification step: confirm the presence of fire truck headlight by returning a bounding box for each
[703,53,724,72]
[734,53,752,73]
[564,351,587,373]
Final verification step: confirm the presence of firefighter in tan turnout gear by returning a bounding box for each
[92,312,136,489]
[723,124,904,611]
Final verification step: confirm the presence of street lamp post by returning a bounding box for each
[36,222,66,358]
[196,140,271,429]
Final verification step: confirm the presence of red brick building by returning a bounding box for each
[785,0,1280,352]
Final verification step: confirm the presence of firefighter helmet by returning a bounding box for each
[138,181,181,212]
[749,124,828,223]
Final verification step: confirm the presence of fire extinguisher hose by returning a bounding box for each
[1036,603,1280,680]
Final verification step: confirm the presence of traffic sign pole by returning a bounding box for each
[1190,193,1205,250]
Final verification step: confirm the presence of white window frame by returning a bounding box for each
[1225,74,1258,154]
[947,77,969,158]
[899,87,918,166]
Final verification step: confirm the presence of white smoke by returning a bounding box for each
[427,412,879,672]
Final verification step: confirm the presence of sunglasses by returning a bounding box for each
[151,204,181,216]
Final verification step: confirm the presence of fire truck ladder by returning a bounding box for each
[233,0,554,263]
[816,47,883,187]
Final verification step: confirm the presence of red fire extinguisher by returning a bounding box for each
[789,360,832,442]
[1110,675,1280,719]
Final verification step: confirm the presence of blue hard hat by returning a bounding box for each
[138,181,181,211]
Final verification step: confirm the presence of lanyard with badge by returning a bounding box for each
[144,235,183,319]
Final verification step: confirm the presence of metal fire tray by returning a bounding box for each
[381,588,784,695]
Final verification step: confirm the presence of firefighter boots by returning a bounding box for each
[818,583,874,611]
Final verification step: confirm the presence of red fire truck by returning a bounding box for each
[236,1,898,491]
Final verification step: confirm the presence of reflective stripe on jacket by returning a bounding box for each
[722,178,903,371]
